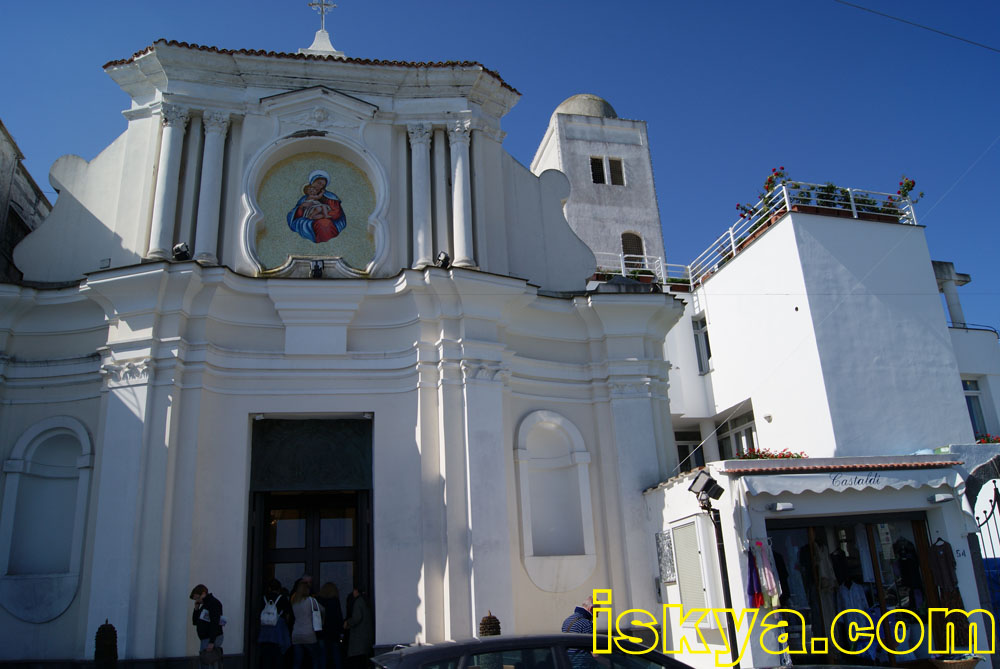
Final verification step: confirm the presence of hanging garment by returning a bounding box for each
[747,549,763,608]
[929,538,968,650]
[853,523,876,583]
[755,541,783,608]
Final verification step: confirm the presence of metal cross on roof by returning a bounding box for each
[308,0,337,32]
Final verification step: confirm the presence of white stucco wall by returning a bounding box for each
[951,327,1000,436]
[795,214,974,454]
[681,217,837,456]
[531,112,665,264]
[0,260,682,660]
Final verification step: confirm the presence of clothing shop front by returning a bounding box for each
[645,455,990,669]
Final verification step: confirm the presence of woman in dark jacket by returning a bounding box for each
[316,582,344,669]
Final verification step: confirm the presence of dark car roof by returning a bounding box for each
[372,634,687,669]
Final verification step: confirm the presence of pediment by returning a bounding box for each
[260,86,378,133]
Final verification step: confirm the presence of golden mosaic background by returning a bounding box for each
[256,152,376,270]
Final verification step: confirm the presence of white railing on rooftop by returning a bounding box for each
[595,182,918,291]
[594,252,667,283]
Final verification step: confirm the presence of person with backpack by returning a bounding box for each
[258,578,293,668]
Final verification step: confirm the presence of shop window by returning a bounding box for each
[693,317,712,375]
[963,379,988,438]
[765,514,973,663]
[515,411,596,592]
[718,411,755,460]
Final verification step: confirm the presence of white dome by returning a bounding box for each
[554,94,617,119]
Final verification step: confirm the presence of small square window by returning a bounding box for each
[590,157,606,184]
[608,158,625,185]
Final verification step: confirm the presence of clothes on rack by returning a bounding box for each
[755,540,782,608]
[853,523,876,583]
[747,549,763,609]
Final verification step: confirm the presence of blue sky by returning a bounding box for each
[2,1,997,326]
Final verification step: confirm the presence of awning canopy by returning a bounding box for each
[740,467,964,496]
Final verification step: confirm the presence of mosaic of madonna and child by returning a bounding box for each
[256,152,376,271]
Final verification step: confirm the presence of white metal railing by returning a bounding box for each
[594,252,667,283]
[594,182,917,291]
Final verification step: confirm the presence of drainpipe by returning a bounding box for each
[710,508,741,669]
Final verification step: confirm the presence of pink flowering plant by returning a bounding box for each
[978,433,1000,444]
[736,446,807,460]
[737,166,788,220]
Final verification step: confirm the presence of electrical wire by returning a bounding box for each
[834,0,1000,54]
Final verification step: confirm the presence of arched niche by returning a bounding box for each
[0,416,93,623]
[241,135,390,278]
[514,410,597,592]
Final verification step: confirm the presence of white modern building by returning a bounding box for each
[3,24,1000,669]
[537,95,1000,666]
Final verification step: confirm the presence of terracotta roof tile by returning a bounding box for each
[723,461,963,475]
[102,39,520,95]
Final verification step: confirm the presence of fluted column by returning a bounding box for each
[194,111,230,264]
[408,123,433,269]
[148,104,190,259]
[448,121,475,268]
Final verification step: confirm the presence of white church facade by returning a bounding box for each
[2,22,1000,669]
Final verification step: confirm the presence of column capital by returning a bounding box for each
[407,123,432,147]
[202,110,230,135]
[447,120,471,146]
[159,103,190,128]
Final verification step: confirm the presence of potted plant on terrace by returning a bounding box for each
[629,268,656,284]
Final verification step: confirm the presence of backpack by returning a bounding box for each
[261,594,281,626]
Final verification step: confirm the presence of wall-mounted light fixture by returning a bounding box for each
[688,470,724,510]
[172,242,191,261]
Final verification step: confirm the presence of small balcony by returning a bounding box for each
[594,182,919,292]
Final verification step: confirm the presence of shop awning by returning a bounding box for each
[738,466,964,496]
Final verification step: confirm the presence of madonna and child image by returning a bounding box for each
[255,152,376,271]
[287,169,347,243]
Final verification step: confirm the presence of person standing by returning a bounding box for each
[561,596,593,634]
[290,575,326,669]
[343,587,374,669]
[317,582,344,669]
[561,597,594,669]
[190,584,224,667]
[258,578,293,669]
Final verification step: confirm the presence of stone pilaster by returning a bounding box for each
[194,111,230,264]
[148,104,190,259]
[85,355,155,657]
